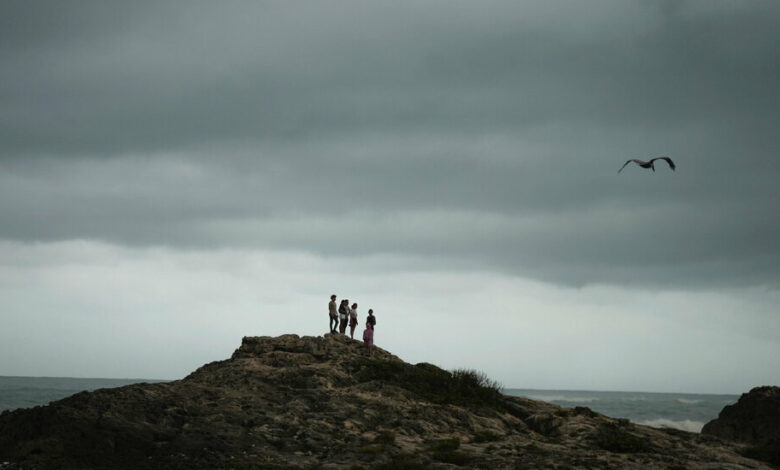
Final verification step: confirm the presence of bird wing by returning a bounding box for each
[651,156,676,170]
[617,159,641,173]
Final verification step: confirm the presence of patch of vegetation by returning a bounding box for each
[593,424,651,453]
[375,453,428,470]
[472,430,502,443]
[425,437,472,465]
[356,360,503,408]
[429,438,460,452]
[432,449,472,465]
[452,368,501,393]
[358,444,384,454]
[373,430,396,445]
[524,443,551,455]
[363,405,395,429]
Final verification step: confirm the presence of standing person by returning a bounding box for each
[367,308,376,330]
[328,295,338,333]
[349,303,359,339]
[362,321,374,356]
[338,299,349,334]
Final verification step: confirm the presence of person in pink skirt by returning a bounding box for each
[362,321,374,356]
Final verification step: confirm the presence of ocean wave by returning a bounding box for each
[639,418,704,433]
[619,396,648,402]
[676,398,702,405]
[526,395,600,404]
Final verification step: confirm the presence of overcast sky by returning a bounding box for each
[1,1,779,394]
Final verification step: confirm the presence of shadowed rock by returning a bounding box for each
[702,386,780,466]
[0,335,773,469]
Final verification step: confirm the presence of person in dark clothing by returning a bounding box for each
[367,309,376,330]
[328,295,339,333]
[338,299,349,334]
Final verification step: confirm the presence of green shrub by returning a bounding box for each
[472,430,502,443]
[356,360,503,408]
[451,369,502,393]
[430,438,460,452]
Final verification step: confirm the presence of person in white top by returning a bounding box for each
[349,303,359,339]
[328,294,338,333]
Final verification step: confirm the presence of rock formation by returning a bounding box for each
[702,386,780,466]
[0,334,773,469]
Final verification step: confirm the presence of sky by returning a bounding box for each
[1,1,779,394]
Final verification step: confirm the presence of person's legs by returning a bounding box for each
[330,316,337,333]
[350,324,355,339]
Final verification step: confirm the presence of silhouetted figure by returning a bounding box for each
[338,299,349,334]
[349,303,358,339]
[328,295,338,333]
[363,321,374,356]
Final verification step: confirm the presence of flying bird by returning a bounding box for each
[617,156,676,174]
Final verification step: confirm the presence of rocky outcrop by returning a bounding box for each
[0,334,773,469]
[702,386,780,466]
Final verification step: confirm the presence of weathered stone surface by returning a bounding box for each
[702,386,780,466]
[0,334,773,469]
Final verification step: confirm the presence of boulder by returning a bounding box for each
[702,386,780,466]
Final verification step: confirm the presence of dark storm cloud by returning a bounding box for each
[2,1,779,288]
[4,1,778,156]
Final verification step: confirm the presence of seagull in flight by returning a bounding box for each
[617,156,676,174]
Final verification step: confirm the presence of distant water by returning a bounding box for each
[505,388,738,433]
[0,376,165,412]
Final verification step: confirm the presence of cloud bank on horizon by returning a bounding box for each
[1,1,779,391]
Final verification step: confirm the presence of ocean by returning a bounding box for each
[505,388,738,432]
[0,376,165,413]
[0,377,735,433]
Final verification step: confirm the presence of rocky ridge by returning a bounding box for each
[0,334,773,469]
[702,386,780,466]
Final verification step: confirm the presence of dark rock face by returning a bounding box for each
[702,386,780,466]
[0,334,774,469]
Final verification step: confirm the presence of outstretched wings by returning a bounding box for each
[617,157,676,173]
[650,156,676,171]
[617,159,646,173]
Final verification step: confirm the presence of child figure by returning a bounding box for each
[362,322,374,356]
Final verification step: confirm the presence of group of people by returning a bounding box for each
[328,294,377,354]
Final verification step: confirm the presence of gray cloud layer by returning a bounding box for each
[2,1,779,288]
